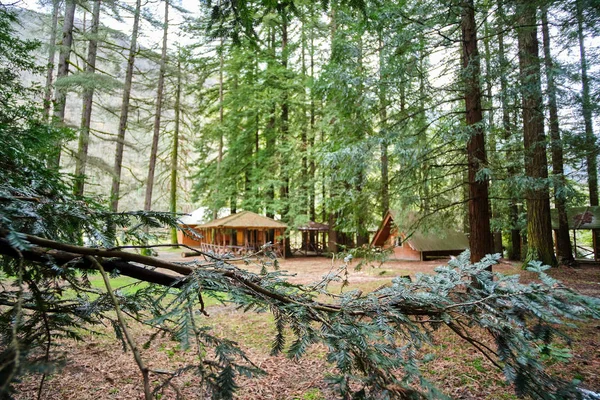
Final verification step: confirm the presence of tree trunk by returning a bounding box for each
[144,0,169,212]
[516,1,557,267]
[483,12,503,255]
[309,10,316,226]
[576,0,600,260]
[300,18,309,217]
[355,35,369,247]
[279,5,292,258]
[576,0,599,207]
[541,8,573,265]
[461,0,492,263]
[379,33,389,220]
[49,0,76,169]
[43,0,60,121]
[214,16,225,220]
[497,0,522,260]
[74,0,101,197]
[265,28,276,219]
[170,51,182,246]
[110,0,141,213]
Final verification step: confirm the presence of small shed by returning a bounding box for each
[179,210,288,258]
[551,206,600,260]
[371,210,469,261]
[295,221,329,256]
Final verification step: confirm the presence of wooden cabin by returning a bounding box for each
[371,210,469,261]
[178,210,288,258]
[551,206,600,261]
[177,208,208,247]
[295,221,329,256]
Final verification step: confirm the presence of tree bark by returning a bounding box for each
[576,0,599,207]
[279,4,292,258]
[144,0,169,212]
[379,33,389,220]
[541,8,573,264]
[170,51,182,246]
[43,0,60,121]
[214,9,225,220]
[301,17,309,217]
[74,0,101,197]
[497,0,521,260]
[110,0,141,213]
[309,24,316,223]
[265,27,276,219]
[483,12,503,255]
[461,0,492,263]
[49,0,76,169]
[576,0,600,260]
[516,1,557,267]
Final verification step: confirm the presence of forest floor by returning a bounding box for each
[13,253,600,400]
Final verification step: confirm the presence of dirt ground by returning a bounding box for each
[13,254,600,400]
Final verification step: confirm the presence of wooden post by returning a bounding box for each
[304,231,307,256]
[594,229,599,261]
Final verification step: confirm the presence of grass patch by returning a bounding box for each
[87,274,149,295]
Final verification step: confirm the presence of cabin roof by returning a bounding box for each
[297,221,329,231]
[196,211,287,229]
[371,210,468,252]
[551,206,600,230]
[178,207,207,225]
[404,231,469,252]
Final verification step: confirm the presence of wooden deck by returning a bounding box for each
[191,243,284,258]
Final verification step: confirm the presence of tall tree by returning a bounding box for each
[516,0,557,267]
[541,7,573,264]
[461,0,492,263]
[497,0,522,260]
[110,0,142,213]
[278,2,292,256]
[378,31,389,220]
[144,0,170,212]
[575,0,600,259]
[74,0,102,197]
[170,51,182,245]
[49,0,76,168]
[214,1,226,219]
[42,0,60,121]
[575,0,599,207]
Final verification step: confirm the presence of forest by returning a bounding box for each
[1,0,600,399]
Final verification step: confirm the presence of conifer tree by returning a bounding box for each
[144,0,170,213]
[110,0,142,213]
[462,0,492,263]
[42,0,60,121]
[49,0,76,168]
[541,6,574,264]
[516,0,557,267]
[74,0,102,197]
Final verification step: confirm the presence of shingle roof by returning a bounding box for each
[551,206,600,230]
[196,211,287,229]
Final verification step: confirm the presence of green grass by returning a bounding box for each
[86,274,149,295]
[295,388,325,400]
